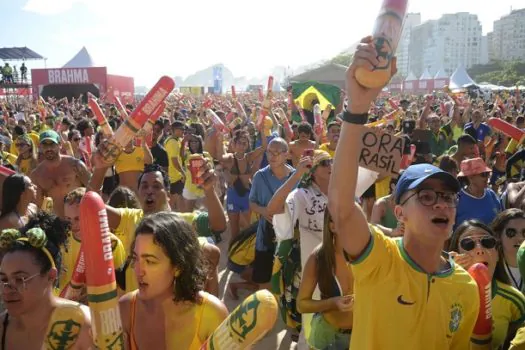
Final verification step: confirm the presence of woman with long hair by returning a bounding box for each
[491,209,525,290]
[181,134,214,212]
[118,211,228,349]
[297,210,354,350]
[0,212,92,349]
[0,174,37,230]
[449,220,525,349]
[218,129,267,241]
[14,134,37,176]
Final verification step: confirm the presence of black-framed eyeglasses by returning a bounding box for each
[0,273,40,293]
[459,236,497,251]
[478,172,490,178]
[504,228,525,239]
[400,189,459,208]
[72,138,80,142]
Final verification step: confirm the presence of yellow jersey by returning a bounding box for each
[59,232,126,294]
[28,132,39,148]
[350,225,479,350]
[375,176,391,199]
[1,151,17,166]
[165,137,183,183]
[17,157,32,175]
[115,147,145,174]
[319,143,335,158]
[491,279,525,349]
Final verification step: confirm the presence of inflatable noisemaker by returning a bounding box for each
[487,117,525,143]
[200,289,278,350]
[80,191,124,349]
[468,263,493,347]
[258,87,264,102]
[235,100,246,119]
[387,98,399,110]
[206,109,227,133]
[355,0,408,88]
[225,111,235,123]
[295,101,307,122]
[88,98,113,137]
[44,303,86,349]
[228,117,242,131]
[400,144,416,170]
[0,165,15,177]
[112,76,174,149]
[141,101,166,148]
[38,96,48,120]
[443,85,461,105]
[283,117,294,140]
[231,86,237,99]
[59,248,86,302]
[287,91,293,119]
[257,76,274,129]
[203,98,213,109]
[114,97,128,120]
[366,109,400,127]
[313,104,323,136]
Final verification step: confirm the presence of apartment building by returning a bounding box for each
[490,8,525,61]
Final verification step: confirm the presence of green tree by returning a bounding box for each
[330,53,353,66]
[468,60,525,86]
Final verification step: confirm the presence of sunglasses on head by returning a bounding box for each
[459,236,497,251]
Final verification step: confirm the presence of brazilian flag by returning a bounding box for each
[291,81,341,123]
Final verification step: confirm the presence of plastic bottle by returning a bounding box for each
[355,0,409,88]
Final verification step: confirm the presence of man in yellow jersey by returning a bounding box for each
[319,121,340,158]
[165,121,186,210]
[90,153,226,295]
[329,37,480,350]
[61,187,126,299]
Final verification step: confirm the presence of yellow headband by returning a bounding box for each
[16,237,56,270]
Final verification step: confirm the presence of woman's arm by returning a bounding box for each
[297,252,340,314]
[370,198,386,225]
[266,158,310,216]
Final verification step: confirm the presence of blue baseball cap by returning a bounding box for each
[394,164,460,204]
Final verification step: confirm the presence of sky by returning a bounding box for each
[1,0,523,87]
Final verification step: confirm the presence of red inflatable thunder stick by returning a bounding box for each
[468,263,492,346]
[206,109,227,133]
[140,101,166,147]
[257,76,274,129]
[487,117,525,144]
[287,91,293,119]
[355,0,408,89]
[113,76,174,149]
[231,85,237,99]
[59,248,86,301]
[295,101,307,122]
[114,97,128,120]
[80,191,124,349]
[313,104,323,136]
[0,165,15,177]
[88,98,113,137]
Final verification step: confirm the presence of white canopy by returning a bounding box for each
[434,68,448,79]
[62,47,96,68]
[449,66,475,90]
[405,71,417,81]
[419,68,432,80]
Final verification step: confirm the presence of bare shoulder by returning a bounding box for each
[201,291,228,318]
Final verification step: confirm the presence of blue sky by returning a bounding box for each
[1,0,523,87]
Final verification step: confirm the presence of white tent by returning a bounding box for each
[449,66,475,90]
[434,68,448,79]
[62,47,96,68]
[419,68,432,80]
[405,71,417,81]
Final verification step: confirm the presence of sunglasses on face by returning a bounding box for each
[318,159,333,167]
[504,228,525,239]
[477,172,490,178]
[459,236,497,251]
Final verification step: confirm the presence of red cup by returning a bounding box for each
[189,155,205,185]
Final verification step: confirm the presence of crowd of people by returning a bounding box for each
[0,37,524,349]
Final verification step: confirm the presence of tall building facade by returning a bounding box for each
[409,12,482,77]
[396,13,421,78]
[490,8,525,61]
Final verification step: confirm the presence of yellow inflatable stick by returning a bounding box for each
[201,289,277,350]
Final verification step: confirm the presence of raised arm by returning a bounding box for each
[328,37,396,258]
[267,158,310,216]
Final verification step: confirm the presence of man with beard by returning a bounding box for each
[31,130,91,218]
[319,121,340,157]
[90,144,226,296]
